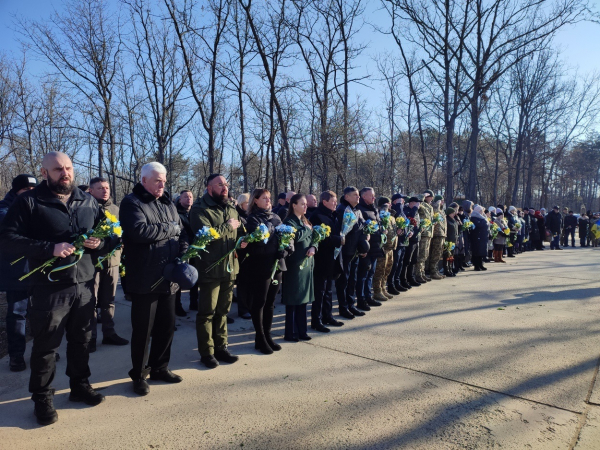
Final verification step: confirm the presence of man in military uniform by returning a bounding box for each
[428,195,446,280]
[415,190,434,283]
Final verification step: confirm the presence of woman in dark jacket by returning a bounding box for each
[535,211,546,250]
[243,189,290,354]
[444,207,459,277]
[282,194,316,342]
[469,205,489,271]
[234,193,251,319]
[578,214,590,247]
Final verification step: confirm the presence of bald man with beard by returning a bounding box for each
[0,152,106,426]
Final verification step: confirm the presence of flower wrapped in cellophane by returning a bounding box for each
[333,207,357,259]
[380,210,391,228]
[461,219,475,231]
[444,241,456,253]
[204,224,268,274]
[490,222,501,240]
[363,219,379,235]
[299,225,331,270]
[270,224,297,284]
[16,210,123,282]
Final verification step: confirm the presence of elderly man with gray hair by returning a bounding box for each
[120,162,188,396]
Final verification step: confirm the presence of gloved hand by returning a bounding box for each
[167,221,181,237]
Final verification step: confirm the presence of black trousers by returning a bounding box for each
[29,281,94,399]
[312,270,333,325]
[129,292,175,380]
[5,290,28,359]
[235,268,250,317]
[334,253,358,311]
[175,281,199,310]
[388,245,406,288]
[285,304,307,339]
[248,271,281,337]
[401,242,419,282]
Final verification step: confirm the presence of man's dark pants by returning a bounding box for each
[129,292,175,380]
[5,291,28,359]
[401,242,419,282]
[312,270,334,325]
[91,265,119,340]
[356,255,378,301]
[388,245,406,288]
[28,281,95,400]
[335,254,358,312]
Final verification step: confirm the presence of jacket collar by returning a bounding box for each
[317,202,334,217]
[133,182,172,205]
[201,192,234,209]
[359,198,376,211]
[35,180,86,204]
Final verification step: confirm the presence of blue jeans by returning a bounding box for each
[356,255,378,301]
[6,291,28,359]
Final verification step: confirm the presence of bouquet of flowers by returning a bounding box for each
[432,212,444,225]
[514,222,522,230]
[461,219,475,231]
[299,225,331,270]
[271,224,297,284]
[333,207,357,259]
[15,210,123,282]
[152,225,220,290]
[503,227,510,236]
[420,218,432,231]
[490,222,501,240]
[380,210,391,229]
[396,216,408,230]
[363,219,379,235]
[205,224,269,273]
[444,241,456,252]
[95,243,122,270]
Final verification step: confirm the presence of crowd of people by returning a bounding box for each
[1,151,598,426]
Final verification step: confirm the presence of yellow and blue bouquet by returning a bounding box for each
[363,219,379,235]
[432,212,444,225]
[205,224,268,274]
[334,207,358,259]
[299,224,331,270]
[270,224,297,284]
[461,219,474,231]
[420,218,432,231]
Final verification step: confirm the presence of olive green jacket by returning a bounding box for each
[418,201,434,238]
[432,201,447,237]
[190,193,241,281]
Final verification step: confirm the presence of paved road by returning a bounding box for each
[1,247,599,449]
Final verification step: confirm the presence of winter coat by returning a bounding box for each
[546,210,563,234]
[418,201,434,237]
[0,181,105,287]
[564,214,577,230]
[529,216,540,240]
[432,201,446,237]
[309,203,343,279]
[281,215,315,306]
[446,215,459,244]
[236,205,248,230]
[469,214,489,257]
[94,198,121,268]
[536,214,546,239]
[334,198,367,256]
[404,204,421,243]
[120,183,187,294]
[392,202,409,247]
[578,216,589,235]
[242,208,292,279]
[190,193,242,281]
[493,217,508,246]
[505,210,518,234]
[357,198,383,258]
[0,190,30,291]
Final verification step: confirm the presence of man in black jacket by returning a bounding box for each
[0,152,105,426]
[546,206,563,250]
[356,187,383,310]
[309,190,344,332]
[401,197,422,288]
[0,174,38,372]
[120,162,188,396]
[334,186,368,320]
[388,194,410,293]
[563,210,577,247]
[175,189,199,315]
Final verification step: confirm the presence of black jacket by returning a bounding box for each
[0,190,30,291]
[120,183,187,294]
[446,216,459,244]
[564,215,577,230]
[309,203,343,278]
[243,208,292,278]
[469,215,489,257]
[578,216,589,234]
[334,198,367,256]
[404,204,421,243]
[357,198,383,257]
[0,182,104,287]
[176,201,194,244]
[529,216,540,240]
[546,210,563,234]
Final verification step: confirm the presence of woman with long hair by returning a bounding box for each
[243,189,291,354]
[282,194,316,342]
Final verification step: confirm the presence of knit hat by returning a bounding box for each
[496,208,504,215]
[433,194,443,202]
[12,174,38,192]
[553,205,559,210]
[449,202,459,208]
[445,207,456,215]
[488,206,496,214]
[408,196,421,203]
[391,193,402,202]
[377,196,391,208]
[508,205,516,212]
[278,192,286,200]
[423,189,434,198]
[474,205,484,215]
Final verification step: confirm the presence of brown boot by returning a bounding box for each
[430,271,444,280]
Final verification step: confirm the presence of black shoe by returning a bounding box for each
[88,339,97,353]
[356,301,371,311]
[9,356,26,372]
[226,316,235,324]
[102,334,129,346]
[349,306,365,316]
[214,348,239,364]
[298,334,312,341]
[200,355,219,369]
[480,266,488,271]
[400,281,412,290]
[408,278,421,287]
[323,318,344,327]
[556,247,563,250]
[175,305,187,317]
[69,384,105,406]
[366,299,382,307]
[150,369,183,383]
[311,323,330,333]
[133,379,150,395]
[264,333,282,351]
[284,336,299,342]
[474,266,481,271]
[338,308,355,319]
[239,312,252,320]
[388,286,401,295]
[255,335,274,355]
[34,395,58,426]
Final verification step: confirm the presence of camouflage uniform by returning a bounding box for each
[416,198,433,281]
[428,199,446,279]
[373,218,397,299]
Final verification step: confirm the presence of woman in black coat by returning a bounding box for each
[243,189,291,354]
[234,193,251,319]
[469,205,489,271]
[578,214,590,247]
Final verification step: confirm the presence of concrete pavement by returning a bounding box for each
[1,247,599,449]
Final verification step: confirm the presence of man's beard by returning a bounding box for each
[211,192,228,205]
[48,176,74,195]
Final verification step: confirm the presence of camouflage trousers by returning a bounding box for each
[416,236,431,277]
[373,251,394,294]
[429,236,445,274]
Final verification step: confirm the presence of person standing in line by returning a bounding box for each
[387,194,410,293]
[578,212,590,247]
[87,177,129,352]
[444,207,458,277]
[191,174,246,369]
[493,210,507,263]
[546,206,563,250]
[400,197,421,288]
[415,190,434,282]
[470,205,489,271]
[175,189,199,315]
[0,152,106,425]
[120,162,187,396]
[309,190,344,332]
[0,174,38,372]
[282,194,316,342]
[272,192,287,216]
[428,195,446,279]
[276,190,296,220]
[234,193,251,320]
[372,197,397,301]
[563,210,577,247]
[306,194,318,217]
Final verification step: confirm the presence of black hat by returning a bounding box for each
[423,189,434,198]
[278,192,286,200]
[445,207,456,215]
[377,196,391,207]
[408,196,421,203]
[163,261,198,290]
[553,205,559,210]
[12,174,38,192]
[391,193,402,202]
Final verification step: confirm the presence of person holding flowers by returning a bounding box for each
[469,205,489,271]
[493,209,508,263]
[373,197,398,301]
[0,152,107,425]
[445,207,459,277]
[400,196,422,288]
[428,195,446,280]
[88,177,129,352]
[309,191,345,332]
[243,188,292,354]
[120,162,189,396]
[190,174,247,369]
[282,194,316,341]
[388,194,410,293]
[416,190,434,283]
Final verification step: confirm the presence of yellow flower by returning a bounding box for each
[209,228,220,239]
[322,225,332,236]
[104,211,118,223]
[113,226,123,237]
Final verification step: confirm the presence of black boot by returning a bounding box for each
[261,308,281,351]
[33,392,58,426]
[69,382,105,406]
[255,333,274,354]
